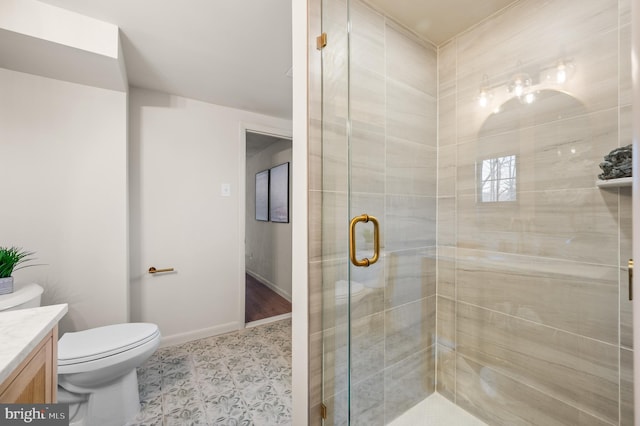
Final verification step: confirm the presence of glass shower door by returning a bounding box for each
[320,0,439,424]
[318,0,351,422]
[319,0,633,425]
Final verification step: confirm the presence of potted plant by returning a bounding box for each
[0,247,36,295]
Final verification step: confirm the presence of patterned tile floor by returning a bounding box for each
[126,319,292,426]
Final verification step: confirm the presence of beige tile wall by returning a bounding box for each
[437,0,634,424]
[309,0,634,425]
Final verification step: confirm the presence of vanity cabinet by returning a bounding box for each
[0,326,58,403]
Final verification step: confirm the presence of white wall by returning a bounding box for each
[0,0,127,92]
[291,0,309,421]
[0,0,118,58]
[245,139,292,300]
[129,87,291,345]
[0,68,129,335]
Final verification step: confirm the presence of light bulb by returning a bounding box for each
[556,63,567,84]
[477,74,492,108]
[508,72,531,98]
[524,92,536,104]
[514,82,524,97]
[478,89,489,107]
[542,60,574,85]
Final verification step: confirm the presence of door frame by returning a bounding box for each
[238,122,293,328]
[632,0,640,418]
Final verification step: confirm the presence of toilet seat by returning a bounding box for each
[334,280,367,305]
[59,323,159,366]
[58,323,160,376]
[335,280,365,301]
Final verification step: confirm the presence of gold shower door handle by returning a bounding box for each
[629,259,634,300]
[349,214,380,267]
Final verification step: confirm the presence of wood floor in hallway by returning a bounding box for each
[245,273,292,323]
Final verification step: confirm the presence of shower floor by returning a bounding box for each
[388,393,487,426]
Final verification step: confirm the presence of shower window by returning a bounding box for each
[479,154,517,202]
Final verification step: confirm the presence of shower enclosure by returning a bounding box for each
[310,0,633,424]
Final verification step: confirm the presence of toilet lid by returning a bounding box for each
[0,283,43,311]
[58,323,160,365]
[334,280,365,300]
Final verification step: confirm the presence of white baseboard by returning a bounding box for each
[160,321,241,348]
[246,312,292,328]
[246,270,292,302]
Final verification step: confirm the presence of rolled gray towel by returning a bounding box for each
[598,144,632,180]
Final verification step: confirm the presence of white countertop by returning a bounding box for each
[0,304,68,384]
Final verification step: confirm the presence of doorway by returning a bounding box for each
[244,130,293,325]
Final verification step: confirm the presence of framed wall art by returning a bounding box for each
[255,169,269,221]
[269,162,289,223]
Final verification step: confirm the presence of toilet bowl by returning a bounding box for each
[334,280,367,305]
[57,323,161,426]
[0,283,161,426]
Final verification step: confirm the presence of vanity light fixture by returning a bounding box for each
[477,58,575,110]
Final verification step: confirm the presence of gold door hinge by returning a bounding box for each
[317,33,327,50]
[321,403,327,420]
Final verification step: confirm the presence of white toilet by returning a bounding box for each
[334,280,367,305]
[0,283,161,426]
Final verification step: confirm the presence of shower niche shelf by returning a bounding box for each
[596,177,632,188]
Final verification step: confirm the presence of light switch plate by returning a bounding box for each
[221,183,231,197]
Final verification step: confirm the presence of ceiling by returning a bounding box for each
[37,0,293,119]
[246,132,290,159]
[35,1,518,120]
[365,0,519,45]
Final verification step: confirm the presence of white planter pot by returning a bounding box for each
[0,276,14,295]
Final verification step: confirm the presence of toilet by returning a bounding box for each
[334,280,367,305]
[57,323,161,426]
[0,283,161,426]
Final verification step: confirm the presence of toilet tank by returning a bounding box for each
[0,283,43,312]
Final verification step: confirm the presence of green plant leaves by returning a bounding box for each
[0,247,36,278]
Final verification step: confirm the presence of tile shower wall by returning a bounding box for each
[437,0,633,425]
[308,0,438,424]
[309,0,634,425]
